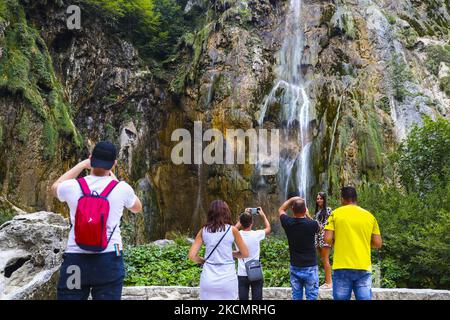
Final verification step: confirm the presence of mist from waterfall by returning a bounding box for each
[258,0,313,202]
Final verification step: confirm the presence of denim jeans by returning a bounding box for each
[332,269,372,300]
[289,265,319,300]
[57,252,125,300]
[238,276,264,300]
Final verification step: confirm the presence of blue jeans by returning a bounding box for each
[57,252,125,300]
[332,269,372,300]
[290,265,319,300]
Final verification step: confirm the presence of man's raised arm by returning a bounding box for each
[278,196,302,216]
[51,159,91,198]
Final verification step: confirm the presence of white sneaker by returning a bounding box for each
[320,283,332,290]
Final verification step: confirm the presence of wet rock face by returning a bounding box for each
[0,0,167,231]
[0,212,69,300]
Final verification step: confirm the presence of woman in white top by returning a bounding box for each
[189,200,249,300]
[234,207,271,300]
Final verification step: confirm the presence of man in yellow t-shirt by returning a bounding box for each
[324,186,382,300]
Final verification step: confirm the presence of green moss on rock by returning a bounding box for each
[17,110,30,143]
[0,0,82,159]
[440,76,450,97]
[330,6,356,39]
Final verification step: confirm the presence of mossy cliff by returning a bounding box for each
[0,0,448,240]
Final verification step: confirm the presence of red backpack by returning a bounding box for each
[75,177,119,252]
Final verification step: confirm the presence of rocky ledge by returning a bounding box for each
[122,286,450,300]
[0,212,69,300]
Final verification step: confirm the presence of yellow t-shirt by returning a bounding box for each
[324,205,380,271]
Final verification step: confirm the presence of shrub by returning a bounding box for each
[425,45,450,76]
[83,0,190,60]
[440,76,450,97]
[357,183,450,289]
[389,53,414,101]
[394,116,450,194]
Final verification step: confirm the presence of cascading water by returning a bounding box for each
[257,0,313,202]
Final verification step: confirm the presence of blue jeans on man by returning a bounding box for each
[57,252,125,300]
[332,269,372,300]
[290,265,319,300]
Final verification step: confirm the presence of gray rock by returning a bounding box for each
[152,239,175,248]
[122,286,450,300]
[0,212,69,300]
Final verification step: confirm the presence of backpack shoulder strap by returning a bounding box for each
[100,180,119,198]
[77,177,91,196]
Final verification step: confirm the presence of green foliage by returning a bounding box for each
[389,53,414,102]
[124,236,328,288]
[124,242,203,286]
[259,237,291,287]
[384,11,397,25]
[357,183,450,289]
[83,0,190,60]
[0,208,14,226]
[425,45,450,76]
[394,116,450,194]
[398,26,419,49]
[440,76,450,97]
[147,0,185,59]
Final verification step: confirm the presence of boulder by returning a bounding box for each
[152,239,175,248]
[0,212,69,300]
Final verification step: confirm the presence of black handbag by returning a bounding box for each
[243,259,264,282]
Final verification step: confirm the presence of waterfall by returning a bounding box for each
[257,0,313,202]
[192,163,205,224]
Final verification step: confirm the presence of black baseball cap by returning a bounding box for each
[91,141,117,170]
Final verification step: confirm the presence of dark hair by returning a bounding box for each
[239,212,253,229]
[204,200,233,233]
[315,192,328,215]
[292,199,306,214]
[341,186,357,202]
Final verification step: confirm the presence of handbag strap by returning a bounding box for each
[204,225,231,262]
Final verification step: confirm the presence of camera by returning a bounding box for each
[249,208,260,215]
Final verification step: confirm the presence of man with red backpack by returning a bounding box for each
[51,141,142,300]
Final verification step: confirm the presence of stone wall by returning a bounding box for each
[122,286,450,300]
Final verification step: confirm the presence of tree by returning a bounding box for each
[395,116,450,194]
[83,0,189,60]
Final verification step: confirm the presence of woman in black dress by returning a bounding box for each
[314,192,332,289]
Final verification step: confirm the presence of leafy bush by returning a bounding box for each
[0,208,15,226]
[425,45,450,76]
[389,53,414,101]
[124,236,328,288]
[124,239,203,287]
[394,116,450,194]
[440,76,450,97]
[357,183,450,289]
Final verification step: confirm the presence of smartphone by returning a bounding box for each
[250,208,260,215]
